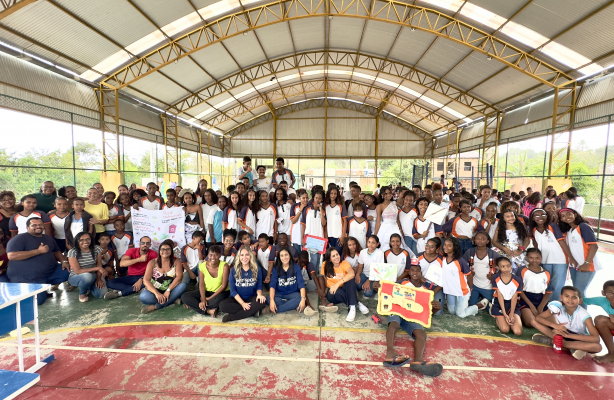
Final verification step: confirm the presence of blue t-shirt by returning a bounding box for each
[270,264,305,296]
[583,297,614,315]
[229,267,263,300]
[7,233,60,283]
[210,209,223,243]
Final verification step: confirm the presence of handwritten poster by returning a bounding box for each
[377,281,434,328]
[371,263,398,282]
[132,207,186,251]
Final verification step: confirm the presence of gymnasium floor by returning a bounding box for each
[1,253,614,399]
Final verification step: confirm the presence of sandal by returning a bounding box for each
[409,361,444,377]
[383,356,411,367]
[318,305,338,313]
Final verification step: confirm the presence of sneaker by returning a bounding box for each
[532,333,554,347]
[346,307,356,322]
[319,305,338,313]
[79,294,89,303]
[357,302,369,315]
[572,349,587,360]
[304,306,317,317]
[104,290,121,300]
[478,299,490,310]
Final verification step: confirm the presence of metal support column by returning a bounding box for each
[160,112,179,175]
[375,115,379,186]
[479,111,501,188]
[97,83,121,172]
[548,83,577,177]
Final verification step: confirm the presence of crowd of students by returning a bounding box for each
[0,158,612,376]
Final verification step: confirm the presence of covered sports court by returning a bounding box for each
[2,0,614,399]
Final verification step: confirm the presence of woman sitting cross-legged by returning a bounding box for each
[139,239,187,314]
[181,245,231,317]
[318,247,369,322]
[67,231,109,302]
[219,245,268,322]
[267,246,308,314]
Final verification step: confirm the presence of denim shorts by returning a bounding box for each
[388,314,424,338]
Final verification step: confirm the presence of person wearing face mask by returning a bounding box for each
[347,200,371,249]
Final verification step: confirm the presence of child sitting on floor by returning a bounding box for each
[518,248,552,328]
[491,257,523,336]
[532,286,602,360]
[383,262,443,376]
[584,280,614,363]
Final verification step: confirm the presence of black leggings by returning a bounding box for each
[219,295,267,322]
[181,290,230,315]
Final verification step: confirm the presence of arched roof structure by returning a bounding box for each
[1,0,613,162]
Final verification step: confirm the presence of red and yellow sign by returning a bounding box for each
[377,281,434,328]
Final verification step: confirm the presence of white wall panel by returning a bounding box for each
[326,108,372,118]
[378,120,424,141]
[278,107,325,119]
[277,119,324,139]
[326,140,374,157]
[327,118,375,140]
[232,139,273,156]
[276,140,324,156]
[233,121,274,139]
[378,140,424,157]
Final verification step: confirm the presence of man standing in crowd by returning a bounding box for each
[6,218,69,304]
[105,236,157,300]
[31,181,57,214]
[272,158,296,188]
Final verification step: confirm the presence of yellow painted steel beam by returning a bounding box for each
[0,0,37,20]
[547,83,577,177]
[479,111,501,187]
[161,113,179,174]
[96,83,121,173]
[167,51,495,118]
[100,0,572,92]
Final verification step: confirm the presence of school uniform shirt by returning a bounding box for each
[357,248,385,281]
[441,257,471,296]
[573,196,585,215]
[400,279,438,291]
[270,264,305,296]
[257,245,273,271]
[290,203,304,246]
[222,206,240,231]
[111,233,133,260]
[399,209,418,239]
[256,204,277,237]
[276,202,293,235]
[491,272,523,301]
[180,244,204,269]
[441,216,483,238]
[104,204,124,231]
[548,300,591,335]
[469,207,485,221]
[412,218,443,253]
[520,267,551,294]
[237,166,254,185]
[347,217,370,249]
[565,222,602,271]
[139,196,164,211]
[301,205,324,238]
[323,204,347,239]
[321,260,352,288]
[201,202,217,240]
[272,169,295,186]
[162,202,180,210]
[416,253,443,281]
[218,247,237,266]
[229,267,263,300]
[344,254,359,269]
[480,218,498,239]
[206,205,223,243]
[529,223,566,264]
[475,198,499,212]
[385,249,411,277]
[47,211,68,240]
[9,211,51,235]
[254,177,272,193]
[100,246,114,267]
[122,207,133,232]
[367,208,377,233]
[446,207,459,222]
[463,248,499,290]
[238,205,257,235]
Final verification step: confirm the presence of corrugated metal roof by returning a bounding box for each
[54,0,155,48]
[128,73,190,105]
[189,43,238,80]
[158,56,214,93]
[2,1,121,67]
[289,18,325,52]
[576,99,614,122]
[578,74,614,107]
[222,32,267,69]
[466,0,528,19]
[329,18,364,52]
[131,0,195,32]
[414,37,473,78]
[445,51,506,92]
[388,28,435,67]
[254,24,295,59]
[555,5,614,62]
[359,20,400,57]
[471,68,539,105]
[378,119,423,141]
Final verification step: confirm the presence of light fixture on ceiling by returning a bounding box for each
[270,76,276,81]
[486,56,493,60]
[16,52,31,61]
[243,31,248,36]
[328,15,333,20]
[174,58,179,64]
[411,27,416,32]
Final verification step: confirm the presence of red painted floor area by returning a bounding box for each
[1,324,613,400]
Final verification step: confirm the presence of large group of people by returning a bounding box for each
[1,158,613,377]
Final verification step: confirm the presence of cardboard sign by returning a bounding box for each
[377,281,434,328]
[303,235,328,254]
[133,207,186,251]
[424,202,448,225]
[371,263,398,282]
[424,263,443,287]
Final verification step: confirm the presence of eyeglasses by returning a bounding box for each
[78,238,91,242]
[140,242,152,246]
[160,248,172,252]
[424,244,436,249]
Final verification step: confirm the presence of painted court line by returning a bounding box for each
[1,342,611,377]
[0,321,544,347]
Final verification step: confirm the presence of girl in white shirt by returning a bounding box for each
[290,191,309,256]
[323,187,347,253]
[223,191,242,232]
[342,236,362,270]
[412,197,443,253]
[275,188,292,236]
[201,189,219,242]
[364,194,378,234]
[384,233,414,279]
[301,190,326,269]
[355,235,385,298]
[398,192,418,255]
[255,190,278,240]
